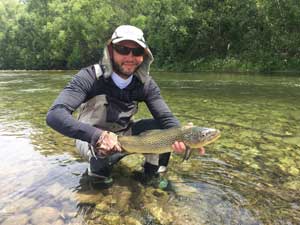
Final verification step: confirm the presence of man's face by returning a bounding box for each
[112,40,144,79]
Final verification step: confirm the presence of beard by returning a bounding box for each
[112,60,140,78]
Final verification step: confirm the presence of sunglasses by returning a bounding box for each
[113,45,145,56]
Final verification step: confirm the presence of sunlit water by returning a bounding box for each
[0,71,299,225]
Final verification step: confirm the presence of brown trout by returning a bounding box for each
[118,126,221,160]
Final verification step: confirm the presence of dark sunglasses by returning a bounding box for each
[113,45,145,56]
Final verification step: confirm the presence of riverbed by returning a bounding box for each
[0,70,299,225]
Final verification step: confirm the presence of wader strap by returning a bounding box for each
[94,64,103,79]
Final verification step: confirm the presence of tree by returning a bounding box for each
[0,0,26,69]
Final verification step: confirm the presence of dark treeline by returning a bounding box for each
[1,0,299,72]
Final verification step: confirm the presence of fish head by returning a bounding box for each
[184,127,221,147]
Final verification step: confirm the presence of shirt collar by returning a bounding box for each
[111,72,133,89]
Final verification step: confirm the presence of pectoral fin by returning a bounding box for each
[183,146,192,161]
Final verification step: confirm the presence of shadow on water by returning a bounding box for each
[0,71,299,224]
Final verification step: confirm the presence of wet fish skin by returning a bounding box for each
[118,126,220,155]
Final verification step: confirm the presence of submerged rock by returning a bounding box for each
[75,190,104,204]
[283,180,300,191]
[93,194,116,216]
[282,136,300,146]
[142,186,169,205]
[93,213,123,225]
[144,203,173,225]
[2,197,37,214]
[115,190,132,212]
[47,182,65,196]
[259,143,278,151]
[123,216,143,225]
[60,202,77,219]
[95,201,110,212]
[288,166,299,176]
[171,182,199,198]
[2,213,29,225]
[30,206,62,225]
[278,157,299,176]
[46,182,73,200]
[119,154,144,172]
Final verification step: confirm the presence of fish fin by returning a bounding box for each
[138,127,179,136]
[183,146,192,161]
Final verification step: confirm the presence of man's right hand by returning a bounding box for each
[95,131,122,156]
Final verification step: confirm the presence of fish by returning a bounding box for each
[118,126,221,160]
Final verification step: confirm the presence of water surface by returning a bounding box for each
[0,70,299,225]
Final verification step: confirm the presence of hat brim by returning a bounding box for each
[112,37,147,48]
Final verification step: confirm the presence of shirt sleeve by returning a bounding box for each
[46,67,102,146]
[144,78,180,128]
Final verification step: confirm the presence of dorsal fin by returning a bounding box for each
[138,129,163,136]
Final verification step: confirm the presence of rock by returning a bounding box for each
[95,201,110,211]
[102,213,121,224]
[68,217,86,225]
[142,187,169,205]
[259,143,278,151]
[94,194,116,214]
[46,182,65,196]
[124,216,143,225]
[288,166,299,176]
[119,154,144,172]
[283,180,300,191]
[171,182,199,198]
[30,207,61,225]
[46,182,73,199]
[75,190,104,204]
[113,187,132,212]
[145,203,173,225]
[2,197,37,214]
[2,213,29,225]
[52,219,65,225]
[282,136,300,146]
[61,202,77,219]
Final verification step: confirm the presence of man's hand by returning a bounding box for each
[172,141,205,155]
[171,122,205,156]
[95,131,122,156]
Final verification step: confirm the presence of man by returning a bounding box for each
[46,25,204,185]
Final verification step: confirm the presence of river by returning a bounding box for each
[0,70,299,225]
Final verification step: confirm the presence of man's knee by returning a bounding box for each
[75,139,92,161]
[159,152,171,167]
[131,119,161,135]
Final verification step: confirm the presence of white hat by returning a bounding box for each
[111,25,147,48]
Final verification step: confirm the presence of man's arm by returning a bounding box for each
[144,79,180,128]
[144,79,205,155]
[46,67,102,146]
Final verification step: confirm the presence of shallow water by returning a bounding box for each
[0,70,299,225]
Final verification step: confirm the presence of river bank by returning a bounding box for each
[152,57,300,75]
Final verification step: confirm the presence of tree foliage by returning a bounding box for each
[0,0,299,71]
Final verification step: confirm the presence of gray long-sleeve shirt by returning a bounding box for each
[46,65,179,147]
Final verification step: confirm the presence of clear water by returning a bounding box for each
[0,71,299,225]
